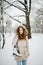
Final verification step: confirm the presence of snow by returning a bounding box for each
[0,33,43,65]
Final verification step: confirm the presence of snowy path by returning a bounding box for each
[0,33,43,65]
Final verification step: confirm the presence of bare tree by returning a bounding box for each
[0,0,5,49]
[34,8,43,33]
[1,0,32,48]
[4,0,32,39]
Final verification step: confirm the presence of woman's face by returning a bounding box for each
[19,28,23,35]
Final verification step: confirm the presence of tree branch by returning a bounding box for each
[29,0,31,14]
[4,12,26,27]
[5,1,17,9]
[4,0,26,12]
[4,0,27,11]
[13,15,25,17]
[17,0,26,7]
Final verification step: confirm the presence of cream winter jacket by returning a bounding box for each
[12,35,30,61]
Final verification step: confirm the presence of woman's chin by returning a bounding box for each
[20,33,23,35]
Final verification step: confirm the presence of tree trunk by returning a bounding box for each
[24,0,31,39]
[0,0,5,49]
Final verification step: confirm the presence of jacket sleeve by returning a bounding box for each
[26,36,30,56]
[12,35,18,46]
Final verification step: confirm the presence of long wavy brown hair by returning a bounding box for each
[16,26,28,40]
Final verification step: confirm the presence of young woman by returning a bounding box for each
[12,26,30,65]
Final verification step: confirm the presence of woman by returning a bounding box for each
[12,26,30,65]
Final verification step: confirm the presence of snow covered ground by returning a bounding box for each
[0,33,43,65]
